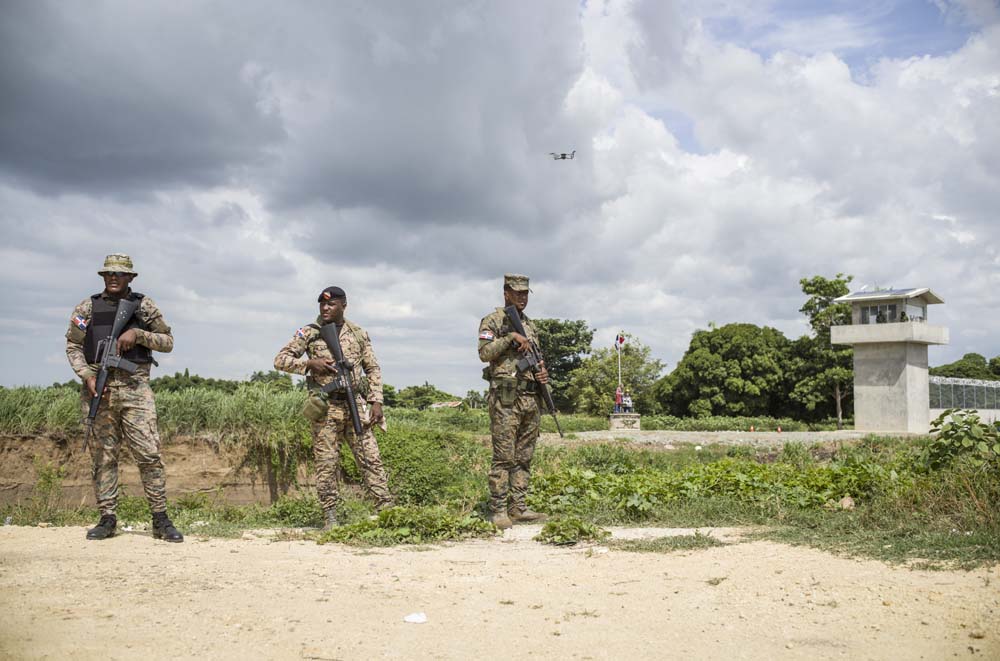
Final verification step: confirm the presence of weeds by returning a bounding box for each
[535,516,610,546]
[317,506,495,546]
[610,532,726,554]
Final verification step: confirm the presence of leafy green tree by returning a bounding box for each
[789,273,854,428]
[464,389,487,409]
[151,368,241,393]
[249,370,294,392]
[534,318,594,411]
[382,384,398,407]
[396,382,457,409]
[930,353,1000,381]
[566,333,664,415]
[657,323,790,417]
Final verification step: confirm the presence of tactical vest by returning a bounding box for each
[83,292,153,364]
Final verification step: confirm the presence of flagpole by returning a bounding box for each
[617,338,622,386]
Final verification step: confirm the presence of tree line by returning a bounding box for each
[48,273,992,421]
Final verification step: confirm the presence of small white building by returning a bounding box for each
[831,288,948,433]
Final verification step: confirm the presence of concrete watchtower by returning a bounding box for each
[830,288,948,433]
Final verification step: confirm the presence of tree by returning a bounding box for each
[992,357,1000,379]
[657,323,791,417]
[382,384,398,407]
[533,318,594,411]
[150,369,241,393]
[930,353,1000,381]
[249,370,294,392]
[790,274,854,428]
[566,333,664,416]
[396,382,457,409]
[464,389,487,409]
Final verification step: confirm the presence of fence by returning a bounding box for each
[929,376,1000,410]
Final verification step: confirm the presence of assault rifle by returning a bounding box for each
[318,324,364,436]
[85,298,140,450]
[503,305,564,438]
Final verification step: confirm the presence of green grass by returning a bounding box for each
[1,386,996,565]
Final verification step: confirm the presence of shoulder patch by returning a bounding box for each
[73,315,88,330]
[479,330,495,341]
[295,327,309,339]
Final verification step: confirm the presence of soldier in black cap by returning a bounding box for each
[274,286,393,529]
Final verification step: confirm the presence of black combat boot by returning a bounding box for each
[86,514,117,540]
[151,511,184,543]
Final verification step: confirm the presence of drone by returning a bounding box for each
[549,150,575,160]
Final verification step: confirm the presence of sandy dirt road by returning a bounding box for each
[1,525,996,660]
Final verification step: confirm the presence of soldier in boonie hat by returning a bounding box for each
[98,253,138,276]
[503,273,530,292]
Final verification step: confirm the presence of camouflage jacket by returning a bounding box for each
[478,307,539,381]
[273,318,384,404]
[65,289,174,382]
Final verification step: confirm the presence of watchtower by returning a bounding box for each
[830,288,948,433]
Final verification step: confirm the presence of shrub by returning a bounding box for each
[534,516,610,545]
[318,506,495,546]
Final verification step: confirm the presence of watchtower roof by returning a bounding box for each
[834,287,944,305]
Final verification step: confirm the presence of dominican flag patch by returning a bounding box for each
[295,327,308,339]
[73,315,88,330]
[479,330,494,341]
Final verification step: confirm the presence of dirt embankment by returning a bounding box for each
[0,433,281,506]
[0,525,997,660]
[1,429,904,508]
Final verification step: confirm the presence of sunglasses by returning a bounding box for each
[100,271,131,278]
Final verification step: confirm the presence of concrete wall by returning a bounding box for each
[930,408,1000,424]
[853,342,930,433]
[832,322,948,346]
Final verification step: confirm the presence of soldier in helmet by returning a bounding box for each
[478,273,549,529]
[65,254,183,542]
[274,286,393,530]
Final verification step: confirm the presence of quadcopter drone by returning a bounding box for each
[549,150,576,160]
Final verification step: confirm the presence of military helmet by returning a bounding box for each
[98,253,137,275]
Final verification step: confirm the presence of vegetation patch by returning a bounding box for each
[317,506,495,546]
[610,532,726,554]
[534,516,610,546]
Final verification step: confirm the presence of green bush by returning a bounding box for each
[318,506,495,546]
[373,424,489,508]
[534,516,610,545]
[924,409,1000,470]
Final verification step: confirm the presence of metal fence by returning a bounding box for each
[929,376,1000,409]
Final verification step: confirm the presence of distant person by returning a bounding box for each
[623,391,633,413]
[65,254,183,542]
[478,273,549,529]
[614,385,623,413]
[274,286,393,530]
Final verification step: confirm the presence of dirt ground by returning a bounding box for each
[1,524,997,660]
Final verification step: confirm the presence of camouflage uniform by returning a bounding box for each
[478,277,542,516]
[274,318,392,514]
[66,290,173,515]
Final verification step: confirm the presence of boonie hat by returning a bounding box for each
[504,273,530,292]
[98,253,137,275]
[318,286,347,302]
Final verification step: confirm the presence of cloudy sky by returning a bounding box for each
[2,0,998,395]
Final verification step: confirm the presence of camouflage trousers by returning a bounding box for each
[487,392,540,514]
[311,400,393,514]
[79,380,167,515]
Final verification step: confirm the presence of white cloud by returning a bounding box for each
[0,1,998,395]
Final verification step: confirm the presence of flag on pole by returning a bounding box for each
[615,331,625,349]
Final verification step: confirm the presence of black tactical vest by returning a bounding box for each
[83,292,153,364]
